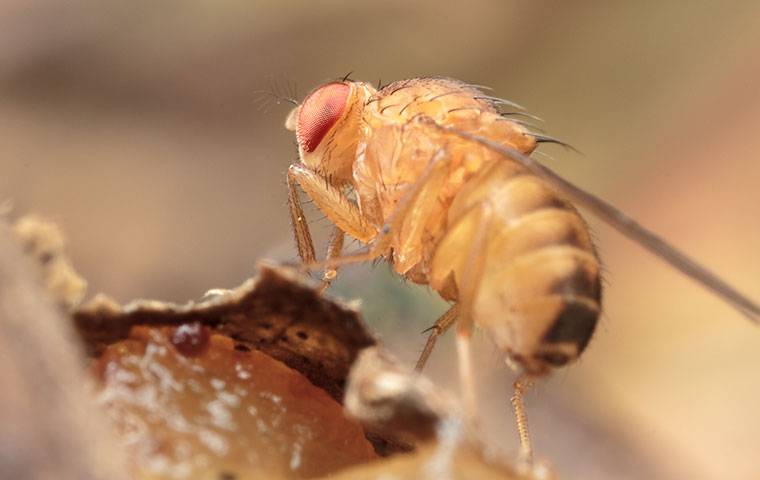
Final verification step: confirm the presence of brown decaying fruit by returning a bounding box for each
[92,325,377,480]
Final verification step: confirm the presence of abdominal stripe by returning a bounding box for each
[542,299,600,354]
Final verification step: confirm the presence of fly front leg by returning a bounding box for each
[296,150,450,272]
[287,164,377,281]
[318,227,344,293]
[287,166,316,265]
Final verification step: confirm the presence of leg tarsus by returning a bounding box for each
[511,374,535,468]
[317,227,344,293]
[415,304,459,372]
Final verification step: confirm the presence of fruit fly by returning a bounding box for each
[282,76,760,465]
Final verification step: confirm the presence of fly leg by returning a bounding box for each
[287,165,317,265]
[511,374,535,468]
[287,164,378,280]
[417,192,500,375]
[318,227,344,293]
[452,203,494,421]
[414,304,458,372]
[297,150,450,272]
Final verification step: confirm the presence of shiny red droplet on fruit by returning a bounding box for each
[171,322,210,357]
[297,83,350,153]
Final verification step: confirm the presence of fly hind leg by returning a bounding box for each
[434,202,540,471]
[511,374,536,468]
[432,202,495,421]
[419,196,496,376]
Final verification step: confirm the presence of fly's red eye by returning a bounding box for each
[297,83,350,153]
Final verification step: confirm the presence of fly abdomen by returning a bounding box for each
[500,245,600,302]
[432,161,602,374]
[494,203,602,372]
[493,214,602,372]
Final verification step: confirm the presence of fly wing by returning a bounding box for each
[420,117,760,324]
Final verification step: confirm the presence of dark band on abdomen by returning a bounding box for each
[542,299,600,354]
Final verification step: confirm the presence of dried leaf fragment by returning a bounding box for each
[342,347,538,479]
[0,222,125,480]
[345,347,459,444]
[12,215,87,309]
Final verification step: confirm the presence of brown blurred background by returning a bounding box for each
[2,1,760,478]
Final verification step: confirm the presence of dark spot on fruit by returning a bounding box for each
[170,322,210,357]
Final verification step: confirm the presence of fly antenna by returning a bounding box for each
[252,75,299,113]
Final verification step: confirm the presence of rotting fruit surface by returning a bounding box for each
[92,324,377,480]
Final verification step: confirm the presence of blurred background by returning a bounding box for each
[2,1,760,478]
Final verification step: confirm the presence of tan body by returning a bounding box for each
[284,76,760,466]
[287,77,601,375]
